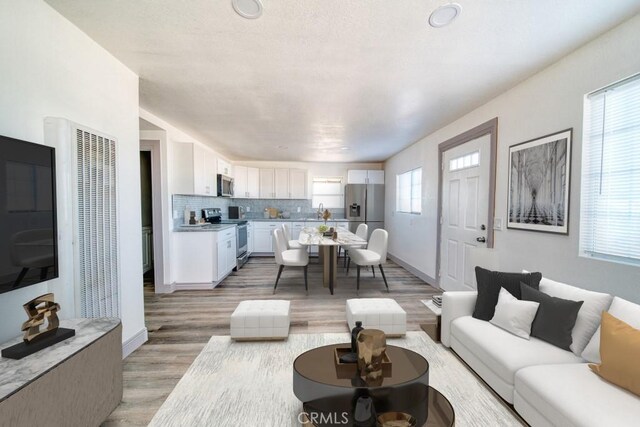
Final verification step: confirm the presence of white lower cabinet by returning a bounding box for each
[253,222,279,253]
[247,221,254,255]
[173,227,237,287]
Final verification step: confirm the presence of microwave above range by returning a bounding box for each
[217,174,233,197]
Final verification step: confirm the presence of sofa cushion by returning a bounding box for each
[538,276,613,355]
[473,267,542,321]
[589,312,640,397]
[521,284,583,350]
[450,316,582,387]
[490,288,540,339]
[582,297,640,363]
[515,364,640,427]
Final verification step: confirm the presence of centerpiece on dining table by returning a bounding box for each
[318,209,337,239]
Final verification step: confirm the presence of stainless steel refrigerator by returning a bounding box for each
[345,184,385,237]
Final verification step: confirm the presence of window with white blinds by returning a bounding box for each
[580,73,640,266]
[312,177,343,208]
[396,168,422,214]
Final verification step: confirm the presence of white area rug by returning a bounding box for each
[149,332,522,426]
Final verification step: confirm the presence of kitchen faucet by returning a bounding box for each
[317,203,324,219]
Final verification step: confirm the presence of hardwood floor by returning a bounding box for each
[103,257,441,426]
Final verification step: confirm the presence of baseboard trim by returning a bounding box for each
[173,282,214,291]
[155,282,175,293]
[387,253,439,288]
[122,327,148,359]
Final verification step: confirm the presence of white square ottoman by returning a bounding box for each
[346,298,407,337]
[230,300,291,341]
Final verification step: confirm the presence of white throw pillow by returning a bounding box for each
[490,288,540,339]
[582,297,640,363]
[535,276,613,355]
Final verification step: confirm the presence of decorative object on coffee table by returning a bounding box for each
[357,329,387,386]
[507,128,572,234]
[339,320,364,364]
[377,411,417,427]
[1,293,75,360]
[354,396,376,427]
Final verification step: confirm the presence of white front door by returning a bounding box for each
[440,134,491,291]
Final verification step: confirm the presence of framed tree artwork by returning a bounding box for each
[507,128,572,234]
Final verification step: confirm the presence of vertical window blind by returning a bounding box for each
[580,73,640,266]
[396,168,422,214]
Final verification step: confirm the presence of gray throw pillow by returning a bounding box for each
[520,283,584,351]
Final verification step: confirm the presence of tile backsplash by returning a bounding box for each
[172,194,344,227]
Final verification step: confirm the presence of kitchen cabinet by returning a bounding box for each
[173,227,237,286]
[253,221,279,253]
[289,169,308,199]
[172,142,217,195]
[259,168,275,199]
[217,158,233,177]
[274,168,289,199]
[247,167,260,198]
[347,170,385,185]
[247,221,254,254]
[234,166,260,198]
[216,227,237,281]
[290,222,305,240]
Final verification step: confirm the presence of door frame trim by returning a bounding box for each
[436,117,498,286]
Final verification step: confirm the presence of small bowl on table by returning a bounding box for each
[376,412,417,427]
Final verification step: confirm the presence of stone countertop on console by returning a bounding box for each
[173,224,237,232]
[0,318,121,402]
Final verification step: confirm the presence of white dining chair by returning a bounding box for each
[273,228,309,294]
[282,223,303,250]
[342,223,368,269]
[347,229,389,294]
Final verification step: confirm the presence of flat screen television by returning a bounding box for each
[0,134,58,294]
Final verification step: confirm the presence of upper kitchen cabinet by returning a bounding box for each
[347,169,385,184]
[217,158,233,177]
[289,168,308,199]
[274,168,289,199]
[259,168,275,198]
[234,166,260,198]
[172,142,217,195]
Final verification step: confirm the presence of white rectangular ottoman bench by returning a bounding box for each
[230,300,291,341]
[346,298,407,337]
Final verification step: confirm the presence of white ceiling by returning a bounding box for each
[46,0,640,162]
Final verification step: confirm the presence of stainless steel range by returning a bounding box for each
[202,208,248,270]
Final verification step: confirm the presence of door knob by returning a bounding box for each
[476,237,486,243]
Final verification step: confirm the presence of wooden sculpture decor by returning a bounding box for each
[1,293,75,360]
[22,293,61,342]
[357,329,387,386]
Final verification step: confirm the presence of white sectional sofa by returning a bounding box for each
[441,279,640,427]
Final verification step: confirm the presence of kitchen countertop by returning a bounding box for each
[174,224,237,232]
[245,218,349,222]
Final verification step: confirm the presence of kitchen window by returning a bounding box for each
[396,168,422,214]
[580,73,640,266]
[312,177,343,208]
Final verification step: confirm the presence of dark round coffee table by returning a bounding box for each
[293,344,455,426]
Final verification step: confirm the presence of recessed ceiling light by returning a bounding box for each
[340,147,350,151]
[428,3,462,28]
[232,0,263,20]
[277,145,288,150]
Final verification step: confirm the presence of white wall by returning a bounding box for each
[385,14,640,303]
[0,1,146,346]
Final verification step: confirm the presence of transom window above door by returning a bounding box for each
[449,151,480,171]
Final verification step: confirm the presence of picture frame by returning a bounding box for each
[507,128,572,234]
